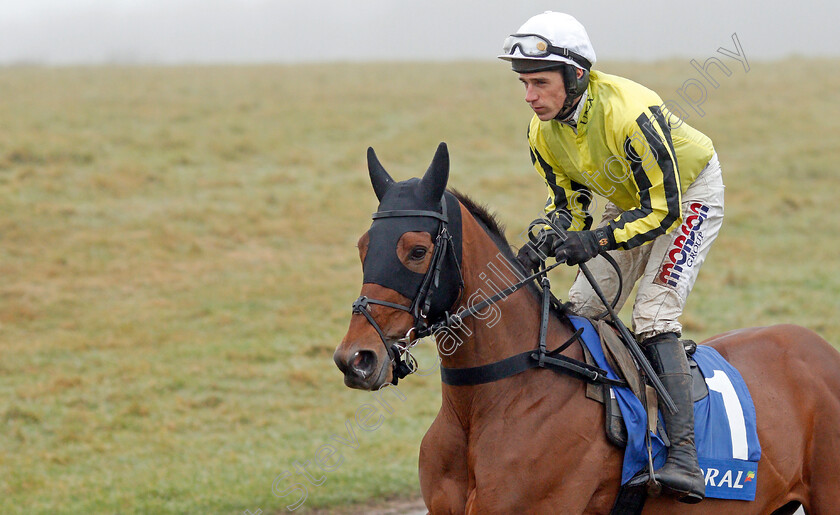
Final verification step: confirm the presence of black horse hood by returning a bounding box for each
[362,143,463,318]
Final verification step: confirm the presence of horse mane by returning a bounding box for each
[449,189,516,261]
[449,189,571,317]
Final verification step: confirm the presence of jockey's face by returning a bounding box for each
[519,71,567,121]
[518,68,584,121]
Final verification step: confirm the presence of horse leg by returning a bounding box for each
[801,437,840,515]
[419,408,469,514]
[801,350,840,515]
[769,327,840,515]
[806,442,840,514]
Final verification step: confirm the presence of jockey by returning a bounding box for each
[500,11,725,503]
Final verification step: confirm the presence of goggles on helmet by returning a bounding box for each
[502,33,592,70]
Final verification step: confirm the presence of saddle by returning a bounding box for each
[581,319,708,449]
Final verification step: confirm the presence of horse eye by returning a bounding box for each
[409,247,428,260]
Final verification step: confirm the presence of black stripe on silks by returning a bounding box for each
[622,137,653,211]
[621,113,681,248]
[531,146,572,224]
[649,105,679,175]
[570,180,594,230]
[531,147,564,200]
[637,112,680,229]
[608,137,654,248]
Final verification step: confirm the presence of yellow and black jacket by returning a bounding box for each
[528,70,715,249]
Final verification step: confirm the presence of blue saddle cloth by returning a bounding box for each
[569,316,761,501]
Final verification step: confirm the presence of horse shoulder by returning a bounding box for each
[464,372,621,513]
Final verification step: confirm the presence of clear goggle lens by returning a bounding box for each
[503,34,552,57]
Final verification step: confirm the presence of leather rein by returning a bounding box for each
[351,201,626,389]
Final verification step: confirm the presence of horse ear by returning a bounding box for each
[367,147,395,201]
[420,142,449,204]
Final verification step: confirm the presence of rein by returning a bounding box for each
[438,274,626,388]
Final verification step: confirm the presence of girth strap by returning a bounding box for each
[440,331,628,388]
[440,350,535,386]
[439,348,628,387]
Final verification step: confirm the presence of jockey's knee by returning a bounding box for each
[568,277,621,319]
[567,290,607,318]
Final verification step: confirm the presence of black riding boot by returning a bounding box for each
[642,332,705,504]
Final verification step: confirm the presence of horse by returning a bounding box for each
[333,143,840,514]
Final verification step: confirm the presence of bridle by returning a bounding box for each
[351,198,464,384]
[350,199,630,392]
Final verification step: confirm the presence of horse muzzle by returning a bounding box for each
[333,345,392,390]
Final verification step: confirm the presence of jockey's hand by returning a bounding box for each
[517,230,558,273]
[552,228,615,266]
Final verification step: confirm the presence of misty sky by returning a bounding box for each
[1,0,838,65]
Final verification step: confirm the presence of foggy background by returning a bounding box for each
[1,0,838,65]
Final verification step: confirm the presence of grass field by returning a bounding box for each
[1,59,839,514]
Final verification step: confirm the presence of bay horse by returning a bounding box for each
[333,143,840,514]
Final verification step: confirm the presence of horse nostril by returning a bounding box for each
[350,350,378,379]
[334,349,350,374]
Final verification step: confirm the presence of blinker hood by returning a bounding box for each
[362,144,463,320]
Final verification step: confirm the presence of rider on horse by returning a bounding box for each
[500,11,725,503]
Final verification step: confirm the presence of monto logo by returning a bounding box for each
[702,467,755,489]
[655,202,710,288]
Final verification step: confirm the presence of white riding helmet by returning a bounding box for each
[498,11,596,73]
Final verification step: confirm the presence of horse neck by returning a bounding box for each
[438,207,576,371]
[434,207,586,422]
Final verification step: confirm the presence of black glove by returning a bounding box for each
[552,227,616,266]
[517,230,558,273]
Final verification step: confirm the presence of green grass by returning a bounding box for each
[1,59,839,513]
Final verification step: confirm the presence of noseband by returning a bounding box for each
[351,199,463,384]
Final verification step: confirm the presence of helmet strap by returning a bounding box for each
[555,65,589,122]
[555,99,580,122]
